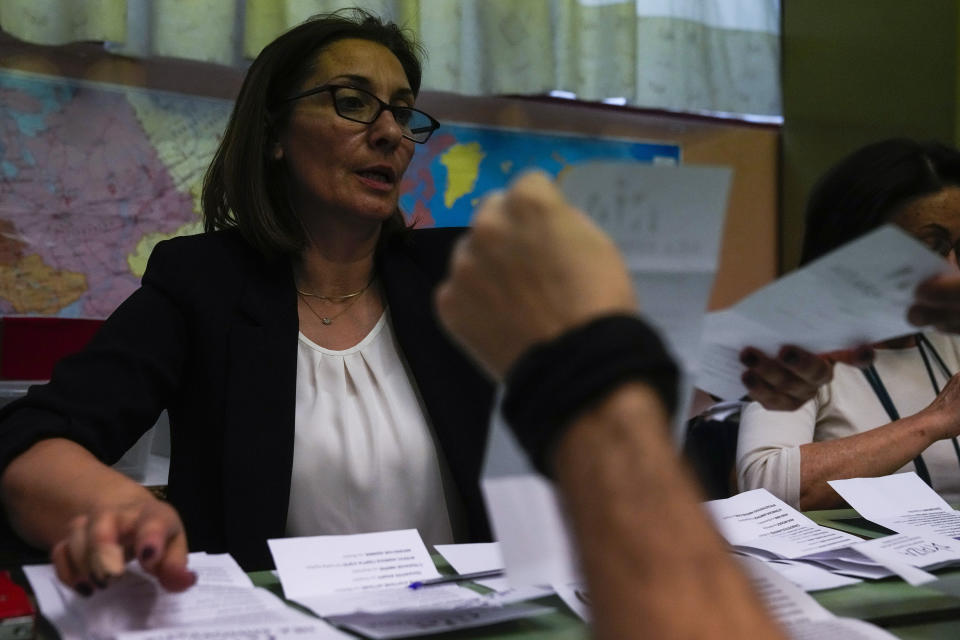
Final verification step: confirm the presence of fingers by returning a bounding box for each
[135,502,195,592]
[50,501,193,596]
[154,532,196,592]
[910,274,960,333]
[739,346,834,411]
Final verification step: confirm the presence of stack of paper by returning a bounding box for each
[740,556,898,639]
[267,529,554,639]
[24,552,347,640]
[707,486,960,589]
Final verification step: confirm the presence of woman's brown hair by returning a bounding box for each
[202,8,424,256]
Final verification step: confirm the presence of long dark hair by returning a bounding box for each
[202,8,424,257]
[801,138,960,265]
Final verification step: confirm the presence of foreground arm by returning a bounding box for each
[1,438,194,593]
[436,172,783,639]
[554,382,784,639]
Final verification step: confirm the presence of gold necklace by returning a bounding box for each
[298,288,367,326]
[296,273,376,302]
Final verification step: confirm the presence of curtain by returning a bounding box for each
[0,0,781,116]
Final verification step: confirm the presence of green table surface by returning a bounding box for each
[22,513,960,638]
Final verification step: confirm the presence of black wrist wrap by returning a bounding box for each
[501,314,679,477]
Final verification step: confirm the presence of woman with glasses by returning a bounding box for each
[0,9,493,592]
[737,138,960,510]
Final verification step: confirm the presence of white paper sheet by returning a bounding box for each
[327,601,554,639]
[296,585,490,618]
[706,489,863,559]
[828,473,960,538]
[550,581,591,622]
[765,560,862,592]
[117,620,348,640]
[24,553,337,640]
[268,530,440,601]
[559,163,732,374]
[432,543,510,591]
[739,556,897,639]
[696,225,950,399]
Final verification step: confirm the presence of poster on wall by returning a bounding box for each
[0,69,680,319]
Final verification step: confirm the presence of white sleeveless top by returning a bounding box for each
[286,311,456,546]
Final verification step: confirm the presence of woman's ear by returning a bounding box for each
[271,142,284,160]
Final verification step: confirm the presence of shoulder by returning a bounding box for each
[149,229,260,266]
[146,230,273,282]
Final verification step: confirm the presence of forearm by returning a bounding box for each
[1,438,157,548]
[553,382,785,640]
[799,413,939,509]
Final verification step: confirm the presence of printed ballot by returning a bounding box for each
[740,556,897,639]
[696,225,950,400]
[268,530,554,638]
[829,473,960,538]
[24,553,347,640]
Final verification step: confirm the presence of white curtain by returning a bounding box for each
[0,0,781,116]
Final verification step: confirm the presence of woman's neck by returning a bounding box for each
[294,218,381,296]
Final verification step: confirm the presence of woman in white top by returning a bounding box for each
[738,139,960,510]
[0,9,493,592]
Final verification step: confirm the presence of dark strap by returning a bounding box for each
[502,314,679,477]
[915,334,960,469]
[861,364,933,486]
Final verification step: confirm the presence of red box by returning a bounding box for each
[0,317,104,380]
[0,571,33,639]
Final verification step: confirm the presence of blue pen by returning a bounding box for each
[408,569,504,589]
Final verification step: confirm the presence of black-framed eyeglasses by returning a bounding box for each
[280,84,440,144]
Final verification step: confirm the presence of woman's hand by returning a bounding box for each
[910,273,960,333]
[50,496,196,595]
[740,345,874,411]
[1,438,195,595]
[915,372,960,442]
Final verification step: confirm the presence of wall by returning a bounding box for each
[0,30,778,313]
[781,0,960,271]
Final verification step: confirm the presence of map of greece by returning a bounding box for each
[0,69,679,318]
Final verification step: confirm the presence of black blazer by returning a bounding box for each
[0,228,495,569]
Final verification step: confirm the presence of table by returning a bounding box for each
[20,513,960,639]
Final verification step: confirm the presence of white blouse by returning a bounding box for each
[286,311,456,547]
[737,331,960,508]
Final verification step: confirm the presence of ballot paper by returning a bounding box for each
[706,489,863,561]
[268,530,556,635]
[765,560,862,592]
[696,225,950,400]
[325,599,554,639]
[828,473,960,538]
[24,552,346,640]
[740,556,898,639]
[559,163,732,374]
[117,621,345,640]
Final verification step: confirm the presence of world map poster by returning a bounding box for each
[0,69,680,318]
